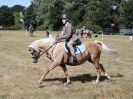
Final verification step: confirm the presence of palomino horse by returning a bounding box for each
[28,37,115,87]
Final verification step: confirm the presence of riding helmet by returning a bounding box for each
[61,13,70,19]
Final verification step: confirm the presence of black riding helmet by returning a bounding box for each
[61,13,70,19]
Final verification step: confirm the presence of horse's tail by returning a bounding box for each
[94,40,116,53]
[94,40,120,62]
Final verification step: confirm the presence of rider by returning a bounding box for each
[58,13,80,61]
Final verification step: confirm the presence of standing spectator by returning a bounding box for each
[45,26,49,37]
[29,24,34,37]
[129,32,133,41]
[80,26,86,38]
[80,28,84,38]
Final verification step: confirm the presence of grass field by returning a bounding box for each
[0,30,133,99]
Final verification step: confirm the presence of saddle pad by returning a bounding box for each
[64,43,86,54]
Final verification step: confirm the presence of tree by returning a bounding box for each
[30,0,125,32]
[119,0,133,28]
[84,0,113,28]
[32,0,51,27]
[63,0,88,26]
[0,6,14,28]
[49,0,64,30]
[32,0,88,30]
[24,4,37,29]
[32,0,63,30]
[11,5,25,13]
[11,5,25,25]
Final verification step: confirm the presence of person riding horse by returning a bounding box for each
[57,13,81,62]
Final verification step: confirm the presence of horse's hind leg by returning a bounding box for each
[94,63,102,83]
[99,63,110,79]
[60,64,71,85]
[90,56,102,83]
[92,61,110,83]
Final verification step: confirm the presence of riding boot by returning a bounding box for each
[72,53,77,62]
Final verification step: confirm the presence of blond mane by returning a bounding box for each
[28,37,55,49]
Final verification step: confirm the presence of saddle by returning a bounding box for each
[64,41,86,63]
[64,43,86,54]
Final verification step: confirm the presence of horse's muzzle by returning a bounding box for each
[32,58,38,63]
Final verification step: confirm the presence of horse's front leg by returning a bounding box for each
[60,64,71,85]
[38,62,58,87]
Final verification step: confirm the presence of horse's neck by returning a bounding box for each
[41,43,52,51]
[44,42,63,58]
[42,43,56,55]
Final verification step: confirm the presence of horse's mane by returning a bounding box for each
[28,36,55,49]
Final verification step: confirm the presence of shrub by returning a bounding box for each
[0,24,23,30]
[36,25,45,31]
[88,25,102,33]
[9,24,23,30]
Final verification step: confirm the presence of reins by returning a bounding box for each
[38,41,58,57]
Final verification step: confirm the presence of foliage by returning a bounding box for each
[36,25,45,30]
[13,12,22,24]
[0,6,14,28]
[11,5,25,13]
[0,0,133,31]
[11,5,25,26]
[119,0,133,28]
[24,4,37,30]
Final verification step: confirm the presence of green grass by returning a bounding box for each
[0,30,133,99]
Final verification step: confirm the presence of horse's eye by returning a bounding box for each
[33,50,36,52]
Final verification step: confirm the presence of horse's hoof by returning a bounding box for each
[38,80,43,88]
[93,81,99,84]
[107,75,111,79]
[105,73,111,79]
[38,85,44,88]
[64,81,71,86]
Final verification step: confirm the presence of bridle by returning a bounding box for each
[31,41,58,59]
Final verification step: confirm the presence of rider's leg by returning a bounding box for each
[67,40,76,61]
[67,40,74,54]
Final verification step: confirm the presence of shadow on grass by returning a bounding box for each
[30,36,37,37]
[45,74,108,83]
[111,73,124,78]
[39,73,124,88]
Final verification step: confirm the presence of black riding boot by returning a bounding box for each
[72,53,77,62]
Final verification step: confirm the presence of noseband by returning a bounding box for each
[31,49,40,59]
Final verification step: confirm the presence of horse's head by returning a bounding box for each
[28,46,40,63]
[28,37,55,63]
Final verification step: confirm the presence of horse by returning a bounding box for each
[28,37,115,87]
[75,29,81,36]
[85,30,93,38]
[76,29,92,38]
